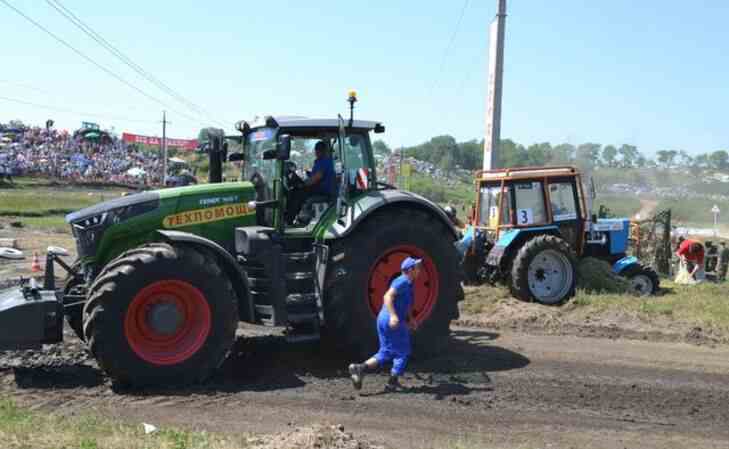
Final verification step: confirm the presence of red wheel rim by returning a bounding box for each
[124,280,211,366]
[367,245,440,327]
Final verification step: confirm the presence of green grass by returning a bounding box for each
[462,279,729,338]
[570,280,729,331]
[0,399,251,449]
[594,194,642,218]
[409,174,474,207]
[0,177,126,216]
[656,196,729,227]
[17,215,69,233]
[0,190,104,216]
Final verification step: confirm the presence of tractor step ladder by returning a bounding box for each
[241,238,322,342]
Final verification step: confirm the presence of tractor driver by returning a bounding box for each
[286,140,336,225]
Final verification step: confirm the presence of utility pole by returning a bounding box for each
[483,0,507,171]
[161,111,169,186]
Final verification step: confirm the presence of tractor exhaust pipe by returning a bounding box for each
[198,128,227,184]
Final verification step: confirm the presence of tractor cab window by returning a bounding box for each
[512,181,547,226]
[478,184,511,228]
[244,127,277,189]
[341,133,372,191]
[288,135,335,177]
[548,182,578,221]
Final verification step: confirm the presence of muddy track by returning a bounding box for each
[1,325,729,449]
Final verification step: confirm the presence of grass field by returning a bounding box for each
[0,399,479,449]
[0,178,125,217]
[594,194,642,218]
[571,280,729,331]
[656,196,729,227]
[0,399,248,449]
[461,279,729,340]
[0,178,127,235]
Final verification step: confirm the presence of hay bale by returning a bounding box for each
[577,257,631,294]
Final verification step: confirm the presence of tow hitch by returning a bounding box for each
[0,247,74,350]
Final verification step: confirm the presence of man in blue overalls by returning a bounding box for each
[348,257,421,391]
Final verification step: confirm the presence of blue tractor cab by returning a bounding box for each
[465,166,658,304]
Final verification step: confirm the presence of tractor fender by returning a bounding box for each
[612,255,639,275]
[320,189,457,241]
[486,227,560,271]
[156,230,252,322]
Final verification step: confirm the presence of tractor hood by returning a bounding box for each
[66,181,255,225]
[65,191,160,225]
[66,181,257,266]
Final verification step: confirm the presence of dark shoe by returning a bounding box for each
[385,375,403,391]
[348,363,365,390]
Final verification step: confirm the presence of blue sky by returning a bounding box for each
[1,0,728,156]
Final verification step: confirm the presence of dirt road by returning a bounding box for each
[2,325,728,449]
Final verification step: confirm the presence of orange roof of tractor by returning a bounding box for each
[476,166,580,182]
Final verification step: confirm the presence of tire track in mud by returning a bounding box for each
[1,326,729,448]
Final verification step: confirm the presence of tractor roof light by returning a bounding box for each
[348,90,358,104]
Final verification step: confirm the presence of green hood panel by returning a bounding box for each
[85,182,257,266]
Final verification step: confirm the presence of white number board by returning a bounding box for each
[517,208,534,225]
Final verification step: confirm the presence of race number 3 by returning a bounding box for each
[517,208,534,225]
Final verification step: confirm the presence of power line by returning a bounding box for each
[0,0,208,127]
[0,80,56,97]
[431,0,471,95]
[45,0,227,128]
[0,95,158,124]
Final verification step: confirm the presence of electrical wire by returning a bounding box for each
[0,94,158,123]
[431,0,471,94]
[0,0,209,127]
[45,0,228,128]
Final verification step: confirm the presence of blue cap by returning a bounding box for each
[401,257,422,272]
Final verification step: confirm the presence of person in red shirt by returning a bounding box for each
[676,239,705,280]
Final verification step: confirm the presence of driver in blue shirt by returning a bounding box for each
[306,141,335,196]
[287,140,336,224]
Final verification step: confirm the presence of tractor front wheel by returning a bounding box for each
[623,264,660,297]
[83,243,237,386]
[511,235,576,305]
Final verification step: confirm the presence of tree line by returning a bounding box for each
[373,137,729,173]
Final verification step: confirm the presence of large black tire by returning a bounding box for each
[623,263,660,296]
[82,243,237,386]
[324,208,462,359]
[510,235,576,305]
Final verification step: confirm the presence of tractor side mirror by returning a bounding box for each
[276,134,291,160]
[228,152,245,162]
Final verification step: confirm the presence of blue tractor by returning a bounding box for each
[462,166,658,305]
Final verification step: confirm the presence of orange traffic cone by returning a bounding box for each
[31,252,42,273]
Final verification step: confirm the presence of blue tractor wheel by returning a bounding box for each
[623,263,660,296]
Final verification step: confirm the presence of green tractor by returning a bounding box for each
[0,93,462,386]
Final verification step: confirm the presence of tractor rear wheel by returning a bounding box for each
[623,264,659,296]
[511,235,576,305]
[324,208,462,359]
[83,243,237,386]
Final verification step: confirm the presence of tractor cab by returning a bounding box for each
[236,113,383,233]
[474,166,588,252]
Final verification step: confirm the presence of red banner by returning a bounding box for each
[122,132,198,150]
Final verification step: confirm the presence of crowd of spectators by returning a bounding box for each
[0,122,164,186]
